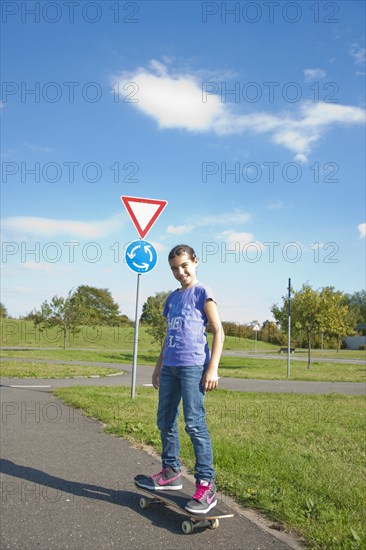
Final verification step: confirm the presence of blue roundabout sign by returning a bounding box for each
[125,240,158,274]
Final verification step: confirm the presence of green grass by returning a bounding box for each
[0,348,156,364]
[0,361,123,379]
[0,318,287,352]
[219,357,366,383]
[220,337,280,351]
[1,319,364,383]
[2,318,364,356]
[290,350,366,360]
[54,385,366,549]
[1,349,364,382]
[0,319,160,350]
[2,320,365,359]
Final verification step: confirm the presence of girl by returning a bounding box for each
[138,244,224,514]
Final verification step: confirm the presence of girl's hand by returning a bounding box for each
[152,366,161,389]
[203,299,224,392]
[152,340,165,390]
[203,367,219,392]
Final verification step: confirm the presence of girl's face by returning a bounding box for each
[169,253,198,289]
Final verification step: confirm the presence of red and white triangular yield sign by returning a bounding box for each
[121,196,168,239]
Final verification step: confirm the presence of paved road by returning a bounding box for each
[0,385,302,550]
[2,346,366,364]
[223,350,366,365]
[1,357,365,395]
[1,356,364,549]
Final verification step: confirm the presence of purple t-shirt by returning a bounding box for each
[162,282,215,367]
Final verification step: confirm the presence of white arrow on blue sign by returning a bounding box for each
[125,240,158,274]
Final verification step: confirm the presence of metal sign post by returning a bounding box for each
[131,273,141,399]
[252,323,260,353]
[125,240,158,399]
[120,196,168,399]
[287,278,291,379]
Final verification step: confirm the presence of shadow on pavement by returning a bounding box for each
[1,458,137,506]
[0,459,192,535]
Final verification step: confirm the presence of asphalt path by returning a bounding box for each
[223,350,366,365]
[2,346,366,364]
[1,357,365,395]
[1,354,365,549]
[0,385,303,550]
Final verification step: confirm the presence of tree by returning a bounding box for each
[272,284,323,369]
[260,320,284,345]
[272,284,356,368]
[0,303,8,318]
[318,287,355,353]
[140,291,171,345]
[343,290,366,326]
[29,291,83,349]
[71,285,121,326]
[221,322,262,340]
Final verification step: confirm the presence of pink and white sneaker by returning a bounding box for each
[185,480,217,514]
[137,467,182,491]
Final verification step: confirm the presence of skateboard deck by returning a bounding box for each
[134,475,234,534]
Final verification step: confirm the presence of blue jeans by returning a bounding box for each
[157,365,215,482]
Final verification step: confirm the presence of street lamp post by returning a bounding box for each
[253,323,261,353]
[287,278,291,379]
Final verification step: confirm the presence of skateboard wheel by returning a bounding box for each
[181,520,194,534]
[139,497,149,509]
[209,519,219,529]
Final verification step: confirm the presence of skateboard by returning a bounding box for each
[134,475,234,534]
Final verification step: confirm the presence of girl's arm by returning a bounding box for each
[152,337,166,389]
[203,299,225,391]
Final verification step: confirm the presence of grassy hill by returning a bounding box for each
[0,318,279,352]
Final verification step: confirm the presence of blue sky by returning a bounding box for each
[1,0,365,324]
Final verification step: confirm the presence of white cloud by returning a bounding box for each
[218,230,265,257]
[148,240,166,252]
[221,230,255,246]
[2,262,74,277]
[294,153,308,163]
[239,102,365,158]
[164,210,251,238]
[15,286,42,295]
[304,68,327,81]
[24,142,53,153]
[350,43,366,66]
[199,211,251,226]
[267,199,285,210]
[166,224,194,235]
[112,63,225,132]
[114,61,365,160]
[22,261,57,272]
[358,223,366,239]
[271,128,320,157]
[299,101,366,127]
[148,59,169,76]
[1,215,124,238]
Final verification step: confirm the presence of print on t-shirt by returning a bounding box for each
[162,284,215,367]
